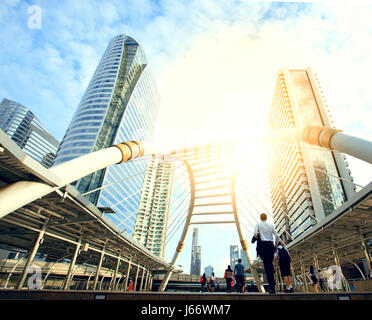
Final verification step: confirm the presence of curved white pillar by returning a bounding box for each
[0,141,144,219]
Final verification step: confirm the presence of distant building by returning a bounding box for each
[0,98,59,168]
[204,265,214,277]
[133,155,174,258]
[230,245,240,268]
[268,68,355,242]
[190,228,201,275]
[230,245,252,278]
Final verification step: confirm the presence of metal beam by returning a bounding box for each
[190,220,235,225]
[195,193,232,199]
[194,202,232,207]
[16,218,49,289]
[47,217,95,228]
[192,211,234,216]
[62,238,81,290]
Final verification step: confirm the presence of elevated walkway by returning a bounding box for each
[0,289,371,300]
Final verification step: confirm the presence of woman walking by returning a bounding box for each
[209,272,216,292]
[276,243,294,292]
[224,266,233,292]
[200,273,207,292]
[309,265,319,293]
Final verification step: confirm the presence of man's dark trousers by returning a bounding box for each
[261,241,276,291]
[235,275,244,292]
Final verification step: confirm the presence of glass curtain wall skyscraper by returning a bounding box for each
[268,68,355,243]
[53,34,160,236]
[0,98,60,168]
[190,228,201,275]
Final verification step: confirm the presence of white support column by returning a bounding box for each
[111,252,121,291]
[134,265,140,292]
[360,233,372,276]
[331,241,349,291]
[300,126,372,164]
[330,132,372,165]
[300,255,308,293]
[144,269,150,292]
[123,258,132,292]
[17,218,49,289]
[0,141,144,219]
[62,239,81,290]
[270,126,372,164]
[93,242,107,291]
[331,242,341,267]
[147,272,152,291]
[290,263,297,291]
[149,276,153,292]
[139,267,145,291]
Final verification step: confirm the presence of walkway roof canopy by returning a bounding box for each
[0,130,172,272]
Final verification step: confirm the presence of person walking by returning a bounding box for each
[200,273,207,292]
[253,213,279,294]
[275,243,294,293]
[309,265,319,293]
[209,272,216,292]
[129,277,134,291]
[318,269,326,292]
[234,258,245,293]
[224,265,233,293]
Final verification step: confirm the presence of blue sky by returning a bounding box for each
[1,0,372,276]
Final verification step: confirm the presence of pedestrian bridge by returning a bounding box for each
[0,289,371,300]
[0,126,371,295]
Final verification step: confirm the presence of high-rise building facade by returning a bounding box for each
[268,68,355,242]
[133,155,174,258]
[190,228,201,275]
[230,245,249,267]
[204,265,214,277]
[0,98,60,168]
[230,245,240,268]
[53,34,160,236]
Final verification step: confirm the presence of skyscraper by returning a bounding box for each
[190,228,201,275]
[204,265,214,277]
[133,155,174,258]
[53,34,160,236]
[0,98,60,168]
[268,68,355,242]
[230,245,240,268]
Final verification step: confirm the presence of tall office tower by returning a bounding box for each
[204,265,214,277]
[53,35,160,236]
[230,245,240,268]
[190,228,201,275]
[240,249,249,268]
[268,68,355,242]
[0,98,59,168]
[133,155,174,258]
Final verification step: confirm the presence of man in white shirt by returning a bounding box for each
[253,213,279,294]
